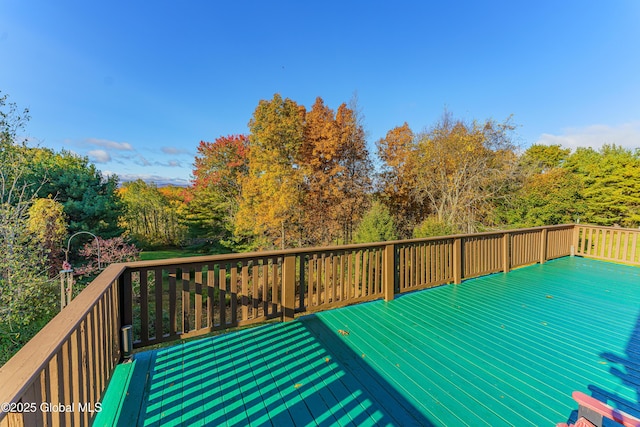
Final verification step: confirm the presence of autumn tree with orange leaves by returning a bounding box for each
[190,134,249,243]
[300,97,372,246]
[376,122,423,238]
[332,100,372,244]
[229,94,373,249]
[300,97,339,245]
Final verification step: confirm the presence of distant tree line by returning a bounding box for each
[118,94,640,252]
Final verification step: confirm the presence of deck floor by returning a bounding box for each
[95,257,640,426]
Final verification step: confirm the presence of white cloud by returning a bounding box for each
[161,146,190,155]
[536,122,640,151]
[85,138,134,151]
[134,154,152,167]
[88,149,111,163]
[155,160,182,168]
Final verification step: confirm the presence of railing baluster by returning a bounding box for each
[86,313,95,408]
[298,254,306,309]
[347,251,353,297]
[181,268,190,333]
[207,263,215,327]
[219,265,227,326]
[261,262,269,315]
[271,259,278,315]
[195,268,203,331]
[615,230,622,260]
[252,262,259,315]
[140,269,149,343]
[231,263,239,324]
[242,262,249,320]
[332,254,338,302]
[339,253,346,302]
[154,268,163,341]
[168,268,177,336]
[453,237,462,284]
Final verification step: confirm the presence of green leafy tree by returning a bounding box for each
[413,216,456,238]
[0,92,57,365]
[493,144,584,227]
[519,144,571,173]
[119,180,187,247]
[565,145,640,226]
[504,168,585,227]
[31,149,123,239]
[353,201,397,243]
[27,198,68,276]
[158,186,190,245]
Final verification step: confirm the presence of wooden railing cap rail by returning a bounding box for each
[576,223,640,231]
[124,224,576,270]
[0,263,126,407]
[391,224,574,245]
[127,242,390,270]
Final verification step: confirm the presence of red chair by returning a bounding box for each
[557,391,640,427]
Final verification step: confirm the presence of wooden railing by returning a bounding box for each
[574,224,640,265]
[0,264,124,427]
[0,224,582,426]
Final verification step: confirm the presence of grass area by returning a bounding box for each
[139,249,205,261]
[139,244,231,261]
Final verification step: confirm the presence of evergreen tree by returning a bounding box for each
[353,201,397,243]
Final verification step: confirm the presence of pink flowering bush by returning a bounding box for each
[75,236,140,278]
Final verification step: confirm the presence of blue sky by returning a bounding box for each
[1,1,639,185]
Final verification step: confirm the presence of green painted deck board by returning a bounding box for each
[97,257,640,426]
[93,362,133,426]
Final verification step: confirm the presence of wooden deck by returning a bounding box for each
[94,257,640,426]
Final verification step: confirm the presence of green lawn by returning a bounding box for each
[139,248,217,261]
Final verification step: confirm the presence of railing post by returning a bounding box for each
[502,232,510,273]
[384,243,395,301]
[282,254,296,321]
[453,237,462,284]
[539,228,548,264]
